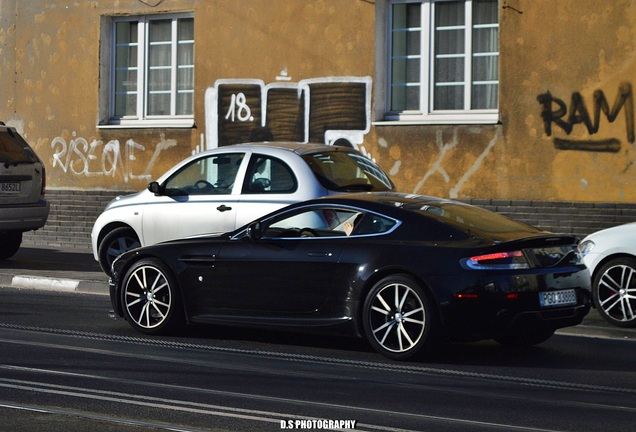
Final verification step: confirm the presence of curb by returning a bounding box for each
[557,325,636,341]
[0,274,108,295]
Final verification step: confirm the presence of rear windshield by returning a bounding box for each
[0,129,38,163]
[302,151,394,192]
[407,202,539,235]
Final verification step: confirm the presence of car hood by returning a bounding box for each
[104,189,150,210]
[582,221,636,243]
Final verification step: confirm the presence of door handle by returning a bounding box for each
[308,252,334,257]
[217,204,232,212]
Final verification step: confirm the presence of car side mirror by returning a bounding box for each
[247,222,263,240]
[147,181,163,196]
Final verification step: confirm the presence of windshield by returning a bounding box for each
[302,151,394,192]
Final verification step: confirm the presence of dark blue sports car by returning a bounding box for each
[109,192,591,360]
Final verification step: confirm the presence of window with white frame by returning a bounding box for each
[109,14,194,126]
[386,0,498,124]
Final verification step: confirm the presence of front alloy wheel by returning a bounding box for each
[363,275,437,360]
[121,259,184,335]
[593,257,636,327]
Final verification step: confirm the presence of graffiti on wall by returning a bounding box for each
[537,82,634,152]
[204,76,372,152]
[51,132,177,182]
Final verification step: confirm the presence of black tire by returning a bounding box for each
[592,257,636,327]
[98,227,141,275]
[0,232,22,259]
[362,275,438,360]
[121,258,185,335]
[495,327,555,347]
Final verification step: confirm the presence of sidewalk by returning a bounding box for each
[0,246,108,295]
[0,246,635,341]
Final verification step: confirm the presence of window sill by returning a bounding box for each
[98,119,195,129]
[375,112,500,126]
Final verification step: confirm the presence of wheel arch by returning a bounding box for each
[355,267,442,336]
[97,221,140,249]
[590,253,636,283]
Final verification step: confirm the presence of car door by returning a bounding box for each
[207,207,362,315]
[235,153,302,228]
[141,152,248,245]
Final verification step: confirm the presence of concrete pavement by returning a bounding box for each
[0,246,635,341]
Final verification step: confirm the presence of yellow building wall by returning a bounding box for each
[1,0,636,204]
[372,0,636,202]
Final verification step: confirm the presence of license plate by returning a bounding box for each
[539,289,577,308]
[0,182,20,193]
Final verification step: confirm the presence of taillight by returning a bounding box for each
[463,250,529,270]
[41,166,46,196]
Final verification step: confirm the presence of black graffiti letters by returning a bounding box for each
[537,82,634,151]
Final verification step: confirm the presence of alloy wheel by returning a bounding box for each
[595,259,636,327]
[365,279,428,358]
[123,263,174,332]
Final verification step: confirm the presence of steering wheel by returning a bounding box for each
[193,180,215,190]
[299,228,318,237]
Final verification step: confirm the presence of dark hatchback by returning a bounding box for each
[0,123,49,259]
[109,192,591,360]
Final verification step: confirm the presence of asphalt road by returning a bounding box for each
[0,287,635,431]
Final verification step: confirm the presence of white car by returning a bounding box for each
[579,224,636,327]
[91,142,395,273]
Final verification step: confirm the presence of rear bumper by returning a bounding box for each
[442,287,592,341]
[497,302,591,333]
[0,199,49,231]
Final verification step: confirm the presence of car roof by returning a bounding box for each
[215,141,358,155]
[310,192,460,207]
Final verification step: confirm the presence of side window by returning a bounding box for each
[104,14,194,127]
[384,0,499,124]
[351,213,398,236]
[163,153,244,195]
[263,208,363,238]
[242,155,297,194]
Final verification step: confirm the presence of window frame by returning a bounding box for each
[380,0,499,125]
[100,12,195,129]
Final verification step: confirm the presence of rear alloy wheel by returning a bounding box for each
[98,227,141,274]
[121,258,184,335]
[592,257,636,327]
[363,275,437,360]
[0,232,22,259]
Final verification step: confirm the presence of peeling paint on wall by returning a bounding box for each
[407,128,500,199]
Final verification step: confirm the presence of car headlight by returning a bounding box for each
[578,240,595,257]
